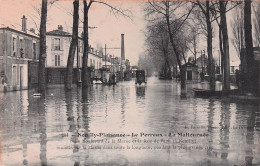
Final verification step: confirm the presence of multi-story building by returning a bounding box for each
[0,16,40,92]
[45,25,102,84]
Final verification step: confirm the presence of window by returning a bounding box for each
[33,43,36,59]
[12,65,17,85]
[55,55,61,66]
[54,38,61,50]
[12,37,16,56]
[78,41,82,52]
[20,39,24,58]
[231,66,235,73]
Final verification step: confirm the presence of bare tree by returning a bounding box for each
[219,1,230,91]
[82,0,132,89]
[145,21,175,79]
[38,0,48,94]
[186,26,200,64]
[65,0,79,90]
[244,0,259,94]
[192,1,216,91]
[231,6,244,59]
[29,1,58,34]
[144,1,194,91]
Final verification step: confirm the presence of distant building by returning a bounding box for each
[230,60,240,74]
[45,25,102,84]
[195,55,208,75]
[0,16,40,91]
[182,62,198,82]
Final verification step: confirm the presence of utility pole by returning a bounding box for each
[103,44,120,70]
[113,54,114,75]
[218,50,221,74]
[105,44,107,69]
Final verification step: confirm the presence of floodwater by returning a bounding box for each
[1,77,260,166]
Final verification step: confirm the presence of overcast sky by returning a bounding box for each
[0,0,243,66]
[0,0,146,65]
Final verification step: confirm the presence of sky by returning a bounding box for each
[0,0,146,66]
[0,0,245,66]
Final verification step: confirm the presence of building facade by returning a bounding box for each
[0,16,40,92]
[45,25,102,84]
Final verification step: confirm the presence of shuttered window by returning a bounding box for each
[55,55,60,66]
[54,38,60,50]
[12,37,17,56]
[12,65,17,85]
[33,43,36,59]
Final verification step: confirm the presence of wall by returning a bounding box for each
[0,29,39,91]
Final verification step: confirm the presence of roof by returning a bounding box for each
[182,62,198,68]
[46,29,71,36]
[0,25,39,39]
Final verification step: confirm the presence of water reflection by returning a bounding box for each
[1,78,260,165]
[219,100,230,164]
[136,86,146,98]
[245,105,256,166]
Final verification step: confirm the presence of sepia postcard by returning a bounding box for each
[0,0,260,165]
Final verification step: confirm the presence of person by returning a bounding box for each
[2,77,7,92]
[112,74,116,84]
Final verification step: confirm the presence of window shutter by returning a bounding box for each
[60,38,63,50]
[51,38,54,50]
[60,55,63,66]
[52,55,55,66]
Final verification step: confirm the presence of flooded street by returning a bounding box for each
[1,77,260,166]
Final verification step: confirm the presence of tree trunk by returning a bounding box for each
[65,0,79,90]
[162,40,171,79]
[38,0,48,94]
[218,22,224,76]
[164,2,185,90]
[206,1,215,91]
[244,0,259,94]
[219,1,230,91]
[82,0,90,89]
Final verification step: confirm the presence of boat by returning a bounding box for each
[193,88,239,97]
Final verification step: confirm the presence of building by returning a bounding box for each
[0,16,40,92]
[45,25,102,84]
[182,62,198,82]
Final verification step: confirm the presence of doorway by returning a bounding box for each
[187,71,192,81]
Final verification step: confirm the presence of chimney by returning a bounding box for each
[22,15,27,33]
[58,25,63,31]
[121,34,125,60]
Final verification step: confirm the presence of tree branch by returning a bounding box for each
[91,0,132,21]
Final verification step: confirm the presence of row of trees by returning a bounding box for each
[142,0,258,94]
[37,0,131,95]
